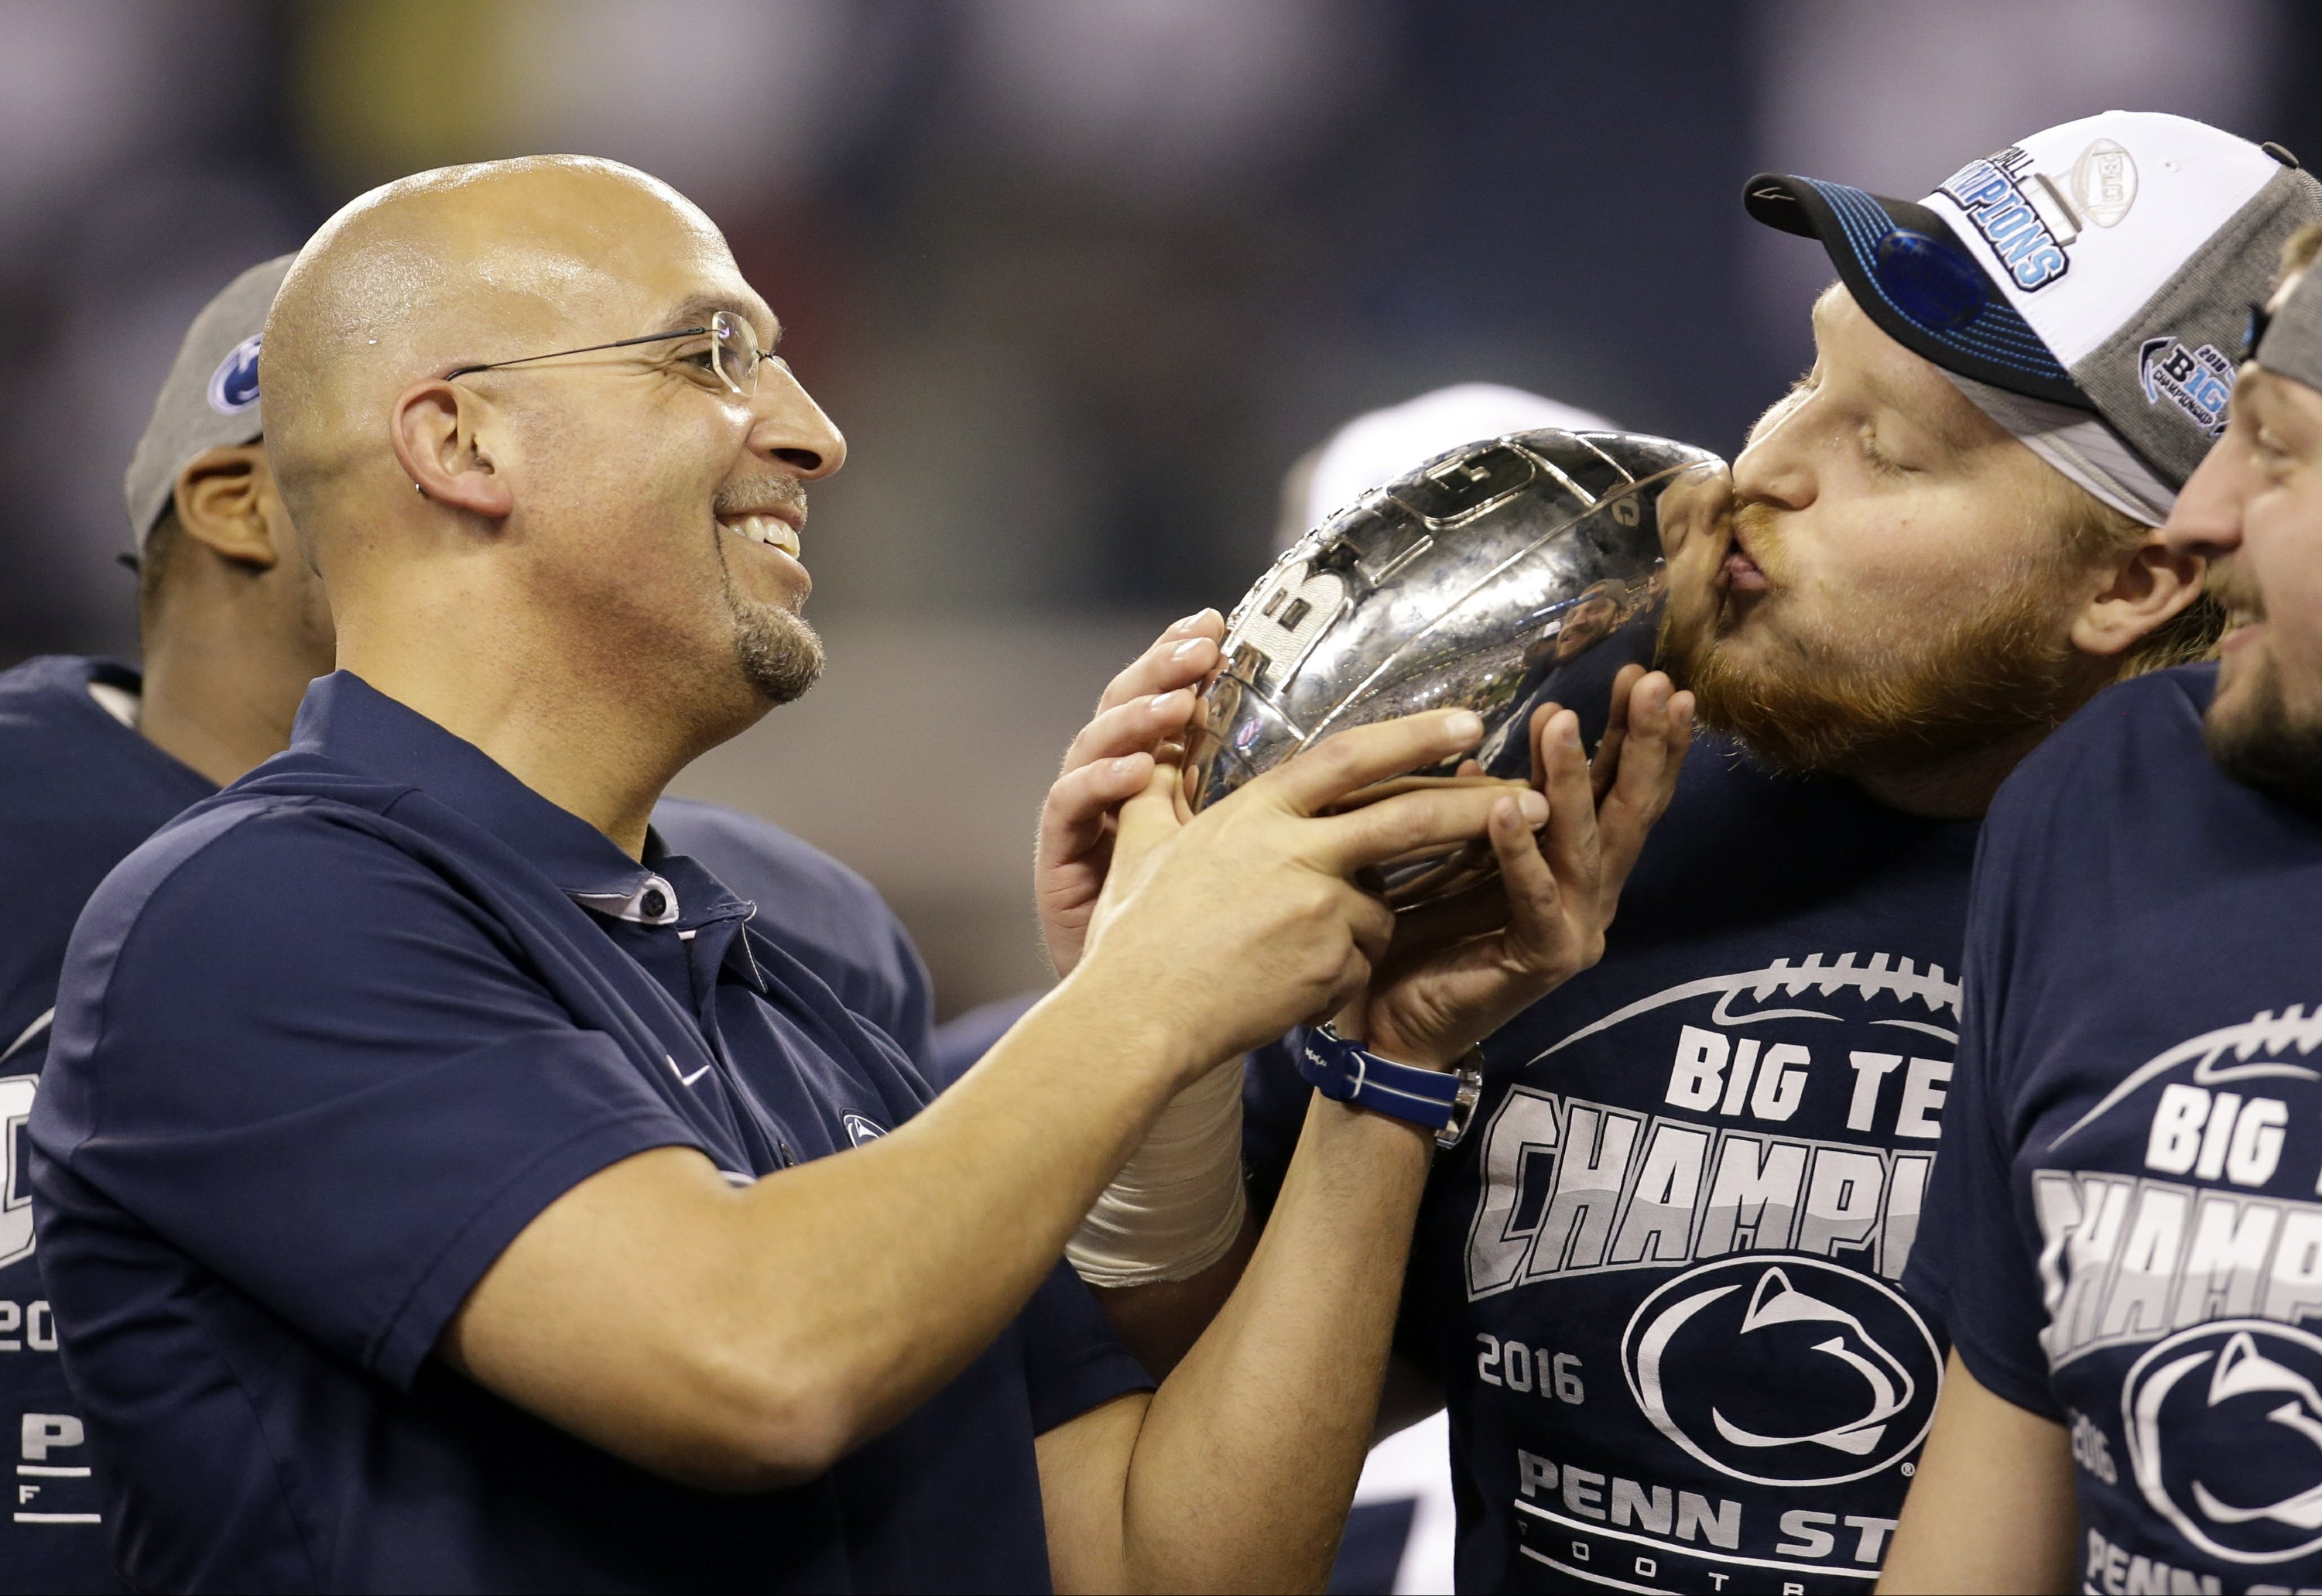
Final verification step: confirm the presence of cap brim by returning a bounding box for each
[1743,172,2084,409]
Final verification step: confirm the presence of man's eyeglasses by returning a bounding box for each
[444,309,780,396]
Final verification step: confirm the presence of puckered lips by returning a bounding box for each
[1718,521,1768,596]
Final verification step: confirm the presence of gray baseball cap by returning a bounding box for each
[122,254,296,553]
[2256,253,2322,397]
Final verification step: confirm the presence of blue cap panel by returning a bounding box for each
[1799,177,2080,401]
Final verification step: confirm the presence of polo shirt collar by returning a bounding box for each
[289,671,738,930]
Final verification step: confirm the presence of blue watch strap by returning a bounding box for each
[1300,1026,1484,1149]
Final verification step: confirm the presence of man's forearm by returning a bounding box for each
[448,970,1223,1486]
[723,975,1221,1440]
[1878,1351,2076,1594]
[1091,1221,1255,1377]
[1116,1092,1433,1590]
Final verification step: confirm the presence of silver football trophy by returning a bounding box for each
[1185,429,1731,906]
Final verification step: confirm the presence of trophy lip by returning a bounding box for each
[1294,453,1700,748]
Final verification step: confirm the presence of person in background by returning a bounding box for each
[1883,224,2322,1594]
[0,254,923,1591]
[1045,111,2312,1594]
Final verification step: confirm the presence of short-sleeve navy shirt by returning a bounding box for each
[0,656,946,1592]
[652,797,935,1072]
[29,671,1148,1594]
[1909,665,2322,1591]
[1248,735,1978,1594]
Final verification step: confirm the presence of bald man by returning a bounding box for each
[26,157,1680,1594]
[0,254,940,1591]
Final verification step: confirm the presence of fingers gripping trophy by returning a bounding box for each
[1059,430,1722,1296]
[1191,428,1730,902]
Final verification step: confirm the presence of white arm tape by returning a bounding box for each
[1066,1056,1248,1288]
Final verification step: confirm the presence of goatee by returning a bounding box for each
[732,600,824,705]
[2205,653,2322,816]
[713,517,824,706]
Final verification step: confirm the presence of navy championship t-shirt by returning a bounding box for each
[1909,664,2322,1594]
[0,659,954,1591]
[1249,734,1978,1593]
[29,672,1149,1593]
[0,657,210,1592]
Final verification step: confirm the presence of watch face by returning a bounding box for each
[1187,428,1729,907]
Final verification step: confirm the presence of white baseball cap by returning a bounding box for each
[1746,111,2322,523]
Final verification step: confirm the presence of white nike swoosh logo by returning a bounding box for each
[680,1063,712,1087]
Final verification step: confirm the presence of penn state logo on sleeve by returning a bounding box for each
[1623,1256,1941,1489]
[206,334,262,415]
[841,1114,887,1147]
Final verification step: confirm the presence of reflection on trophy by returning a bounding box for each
[1185,428,1733,906]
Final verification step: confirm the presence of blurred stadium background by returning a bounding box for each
[2,0,2309,1019]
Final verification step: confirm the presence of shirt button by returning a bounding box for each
[641,888,668,919]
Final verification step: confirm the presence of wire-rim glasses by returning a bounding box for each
[444,309,777,396]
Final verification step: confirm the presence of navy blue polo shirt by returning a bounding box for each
[29,670,1148,1594]
[0,656,942,1591]
[1248,735,1978,1594]
[1909,665,2322,1591]
[652,797,934,1072]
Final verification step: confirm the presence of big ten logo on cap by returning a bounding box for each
[207,333,262,416]
[1938,146,2074,292]
[2071,138,2139,229]
[2139,334,2235,439]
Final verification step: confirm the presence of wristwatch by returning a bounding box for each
[1300,1026,1485,1149]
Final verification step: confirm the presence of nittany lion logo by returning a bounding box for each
[841,1114,887,1147]
[1622,1255,1941,1488]
[2125,1320,2322,1565]
[206,333,262,415]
